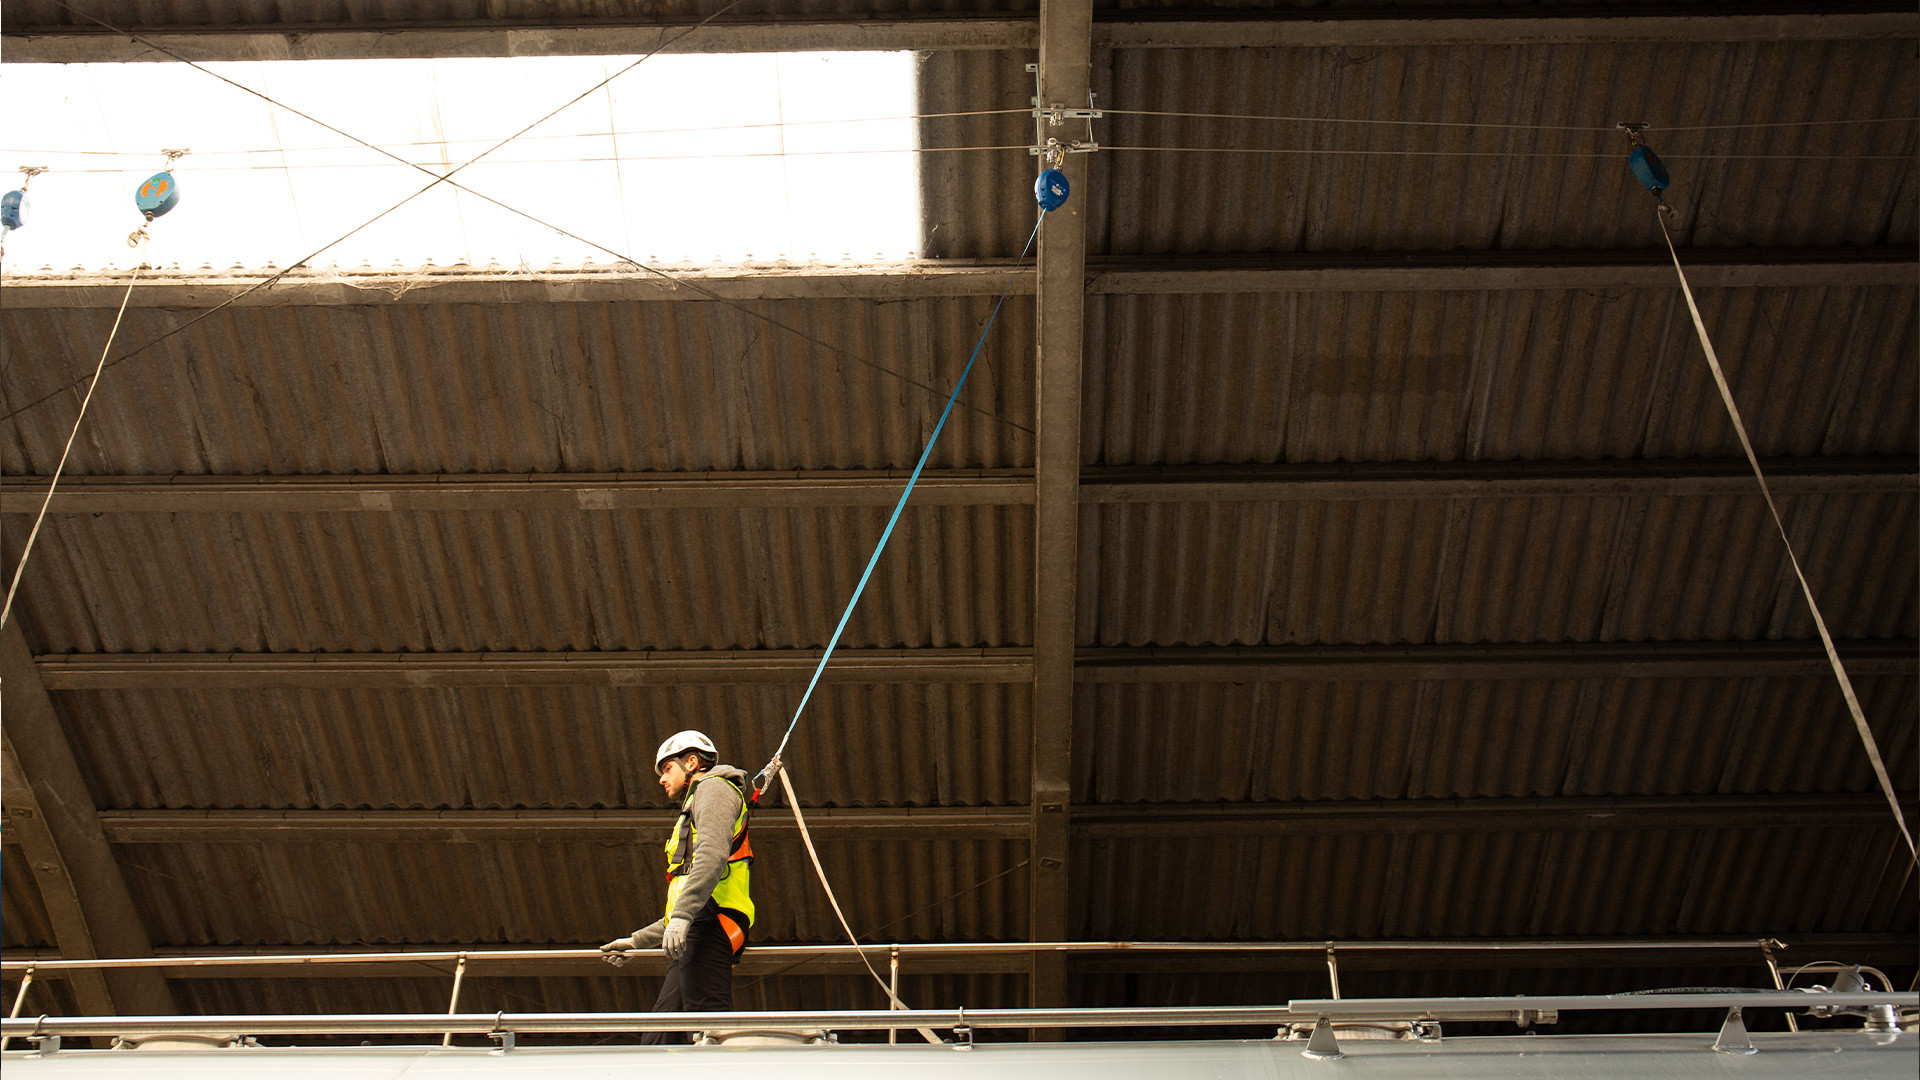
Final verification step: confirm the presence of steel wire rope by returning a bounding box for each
[1095,145,1913,160]
[7,141,1909,173]
[5,14,1034,434]
[1655,208,1916,863]
[0,108,1032,160]
[0,234,147,631]
[0,145,1037,173]
[10,108,1907,163]
[1100,108,1920,133]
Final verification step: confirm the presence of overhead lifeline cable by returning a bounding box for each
[1621,127,1916,861]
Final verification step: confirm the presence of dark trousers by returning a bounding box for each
[640,903,734,1045]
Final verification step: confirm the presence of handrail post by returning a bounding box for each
[442,953,469,1047]
[1758,939,1797,1033]
[889,947,901,1046]
[1325,945,1341,1000]
[1,964,34,1051]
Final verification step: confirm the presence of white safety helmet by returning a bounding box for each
[655,729,718,774]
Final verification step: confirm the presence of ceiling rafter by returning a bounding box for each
[4,9,1911,63]
[3,457,1908,513]
[30,639,1916,690]
[77,792,1907,845]
[4,248,1910,310]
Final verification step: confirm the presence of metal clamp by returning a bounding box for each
[1025,64,1101,159]
[488,1013,514,1054]
[26,1016,58,1056]
[951,1006,972,1051]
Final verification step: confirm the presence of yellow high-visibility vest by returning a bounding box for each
[662,773,754,928]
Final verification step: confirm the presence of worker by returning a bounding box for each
[600,729,756,1043]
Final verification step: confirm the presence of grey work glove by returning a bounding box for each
[662,916,692,960]
[599,935,637,967]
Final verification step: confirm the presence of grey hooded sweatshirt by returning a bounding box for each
[622,763,751,948]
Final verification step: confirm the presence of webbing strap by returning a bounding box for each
[1659,215,1915,860]
[760,211,1047,780]
[778,767,943,1045]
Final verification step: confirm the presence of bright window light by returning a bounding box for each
[0,52,921,272]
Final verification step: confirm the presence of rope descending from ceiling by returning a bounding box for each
[1,154,184,631]
[1621,124,1916,862]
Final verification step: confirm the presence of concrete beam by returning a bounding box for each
[3,249,1908,309]
[83,792,1902,845]
[0,623,174,1016]
[31,639,1915,691]
[1,458,1910,514]
[4,10,1909,63]
[1030,0,1093,1021]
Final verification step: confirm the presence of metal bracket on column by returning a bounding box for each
[1026,63,1101,159]
[1712,1007,1757,1055]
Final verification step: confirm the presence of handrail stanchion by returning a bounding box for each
[1325,945,1341,1000]
[1758,939,1798,1033]
[442,954,469,1047]
[889,947,901,1046]
[1,965,34,1051]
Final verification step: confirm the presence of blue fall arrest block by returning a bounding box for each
[1035,168,1069,211]
[0,189,25,230]
[1628,144,1669,198]
[135,171,180,220]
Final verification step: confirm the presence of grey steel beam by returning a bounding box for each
[2,457,1909,514]
[5,10,1909,63]
[0,623,174,1017]
[1030,0,1093,1021]
[4,249,1909,309]
[31,639,1916,690]
[84,792,1902,845]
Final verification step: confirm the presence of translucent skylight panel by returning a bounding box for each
[0,52,920,272]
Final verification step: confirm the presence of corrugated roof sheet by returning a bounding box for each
[1086,285,1920,465]
[0,297,1037,477]
[1075,675,1920,803]
[116,835,1028,946]
[60,682,1031,810]
[1073,824,1916,940]
[1082,490,1918,646]
[2,503,1033,653]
